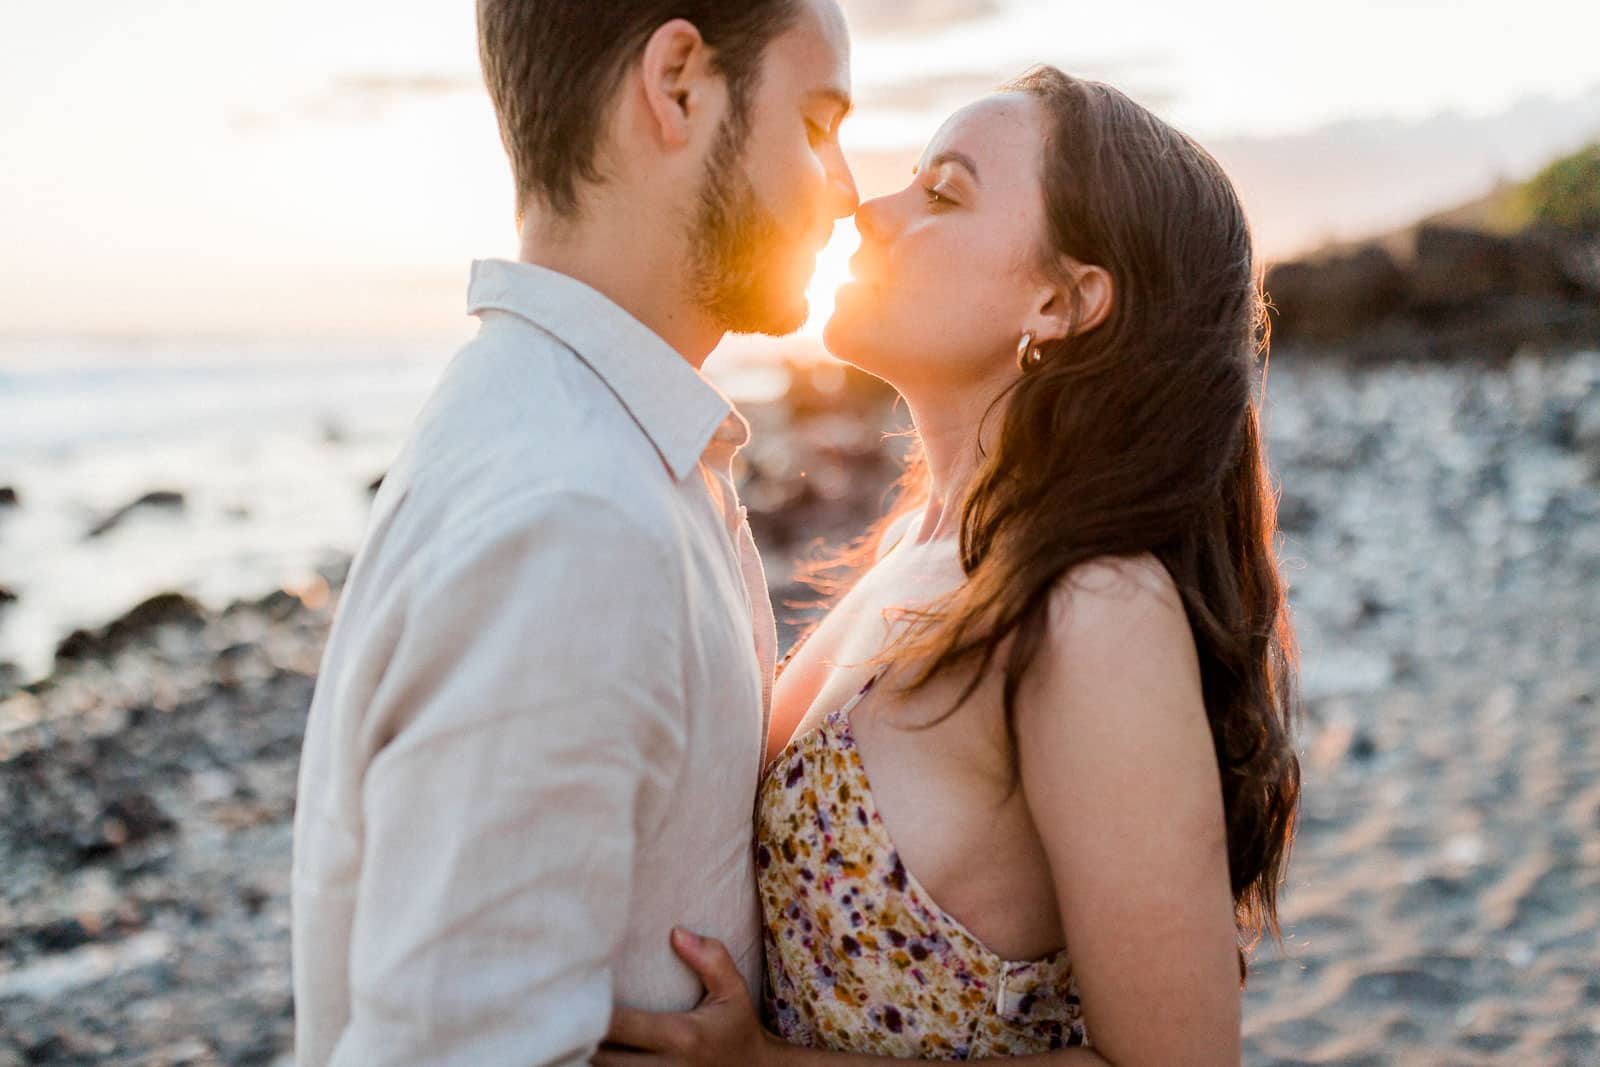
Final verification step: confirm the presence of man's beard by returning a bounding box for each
[688,118,810,337]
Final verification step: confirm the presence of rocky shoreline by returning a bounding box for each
[3,348,1599,1063]
[0,363,911,1065]
[1265,223,1600,361]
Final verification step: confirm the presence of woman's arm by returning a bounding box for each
[1013,557,1243,1065]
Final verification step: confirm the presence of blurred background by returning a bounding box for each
[2,1,1598,1063]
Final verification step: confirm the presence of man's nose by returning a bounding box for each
[825,144,860,220]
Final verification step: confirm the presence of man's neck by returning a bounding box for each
[516,202,723,369]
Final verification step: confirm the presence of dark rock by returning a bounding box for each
[76,794,176,860]
[87,490,186,539]
[1276,492,1320,534]
[18,1028,69,1063]
[1266,225,1600,349]
[1266,246,1408,340]
[32,917,94,953]
[1539,396,1579,448]
[53,627,103,662]
[1409,226,1512,309]
[1509,227,1588,297]
[1559,233,1600,293]
[253,589,305,622]
[366,472,386,494]
[1575,387,1600,473]
[239,885,270,916]
[1355,595,1388,624]
[1348,730,1378,761]
[1345,967,1467,1008]
[54,592,208,664]
[0,584,16,605]
[104,592,206,641]
[0,485,17,507]
[1409,225,1579,310]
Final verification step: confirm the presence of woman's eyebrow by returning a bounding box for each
[922,150,981,184]
[928,150,972,183]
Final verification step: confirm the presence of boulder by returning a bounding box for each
[0,485,17,507]
[1408,224,1582,309]
[87,490,186,539]
[1408,226,1518,309]
[1266,246,1408,340]
[53,592,208,664]
[1575,386,1600,475]
[74,793,176,860]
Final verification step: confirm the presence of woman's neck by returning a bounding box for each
[900,377,1010,547]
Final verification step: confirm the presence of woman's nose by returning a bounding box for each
[853,194,893,245]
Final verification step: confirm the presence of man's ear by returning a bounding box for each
[1030,260,1114,344]
[636,18,721,150]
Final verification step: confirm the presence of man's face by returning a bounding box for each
[688,0,858,336]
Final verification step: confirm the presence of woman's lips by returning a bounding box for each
[846,251,880,285]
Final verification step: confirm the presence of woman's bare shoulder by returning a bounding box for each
[1020,552,1202,735]
[1047,552,1185,637]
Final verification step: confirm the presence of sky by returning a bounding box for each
[2,0,1598,339]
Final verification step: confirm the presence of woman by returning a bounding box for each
[601,67,1300,1065]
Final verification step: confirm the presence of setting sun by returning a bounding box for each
[801,218,862,336]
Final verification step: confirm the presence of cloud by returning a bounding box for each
[855,70,1010,112]
[327,74,477,101]
[843,0,1008,36]
[855,63,1174,116]
[230,73,477,134]
[1211,86,1600,259]
[840,86,1600,264]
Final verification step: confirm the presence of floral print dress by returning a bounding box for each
[756,669,1091,1058]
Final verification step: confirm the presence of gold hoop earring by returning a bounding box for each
[1015,330,1043,372]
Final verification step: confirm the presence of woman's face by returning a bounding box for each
[824,92,1054,391]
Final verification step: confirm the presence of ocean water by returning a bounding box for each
[0,335,795,684]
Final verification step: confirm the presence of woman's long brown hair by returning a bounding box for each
[805,67,1300,982]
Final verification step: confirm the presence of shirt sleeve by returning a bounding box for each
[326,491,689,1067]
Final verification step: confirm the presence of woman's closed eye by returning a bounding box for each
[923,184,956,208]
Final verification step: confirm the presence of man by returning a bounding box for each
[290,1,857,1062]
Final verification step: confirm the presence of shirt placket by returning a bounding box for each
[701,440,777,763]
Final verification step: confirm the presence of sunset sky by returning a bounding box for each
[3,0,1598,339]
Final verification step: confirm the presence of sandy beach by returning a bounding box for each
[1,347,1598,1063]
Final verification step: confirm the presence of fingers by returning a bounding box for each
[606,1005,701,1059]
[592,1046,663,1067]
[670,927,747,1003]
[604,1006,658,1052]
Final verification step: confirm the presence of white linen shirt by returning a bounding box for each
[291,258,778,1066]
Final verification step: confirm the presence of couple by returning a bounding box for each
[291,0,1301,1063]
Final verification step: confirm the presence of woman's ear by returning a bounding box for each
[1030,261,1115,344]
[637,18,717,149]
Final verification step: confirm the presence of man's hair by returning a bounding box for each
[478,1,802,218]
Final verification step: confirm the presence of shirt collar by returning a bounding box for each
[466,258,748,481]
